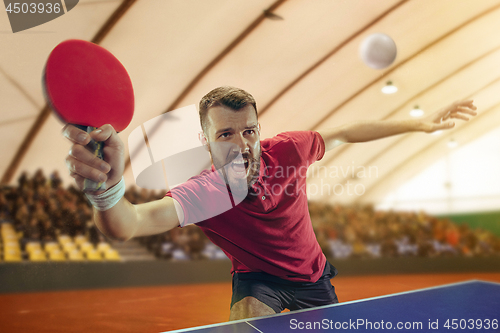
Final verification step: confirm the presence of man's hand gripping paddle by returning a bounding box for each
[43,39,134,192]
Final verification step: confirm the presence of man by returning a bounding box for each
[63,86,476,319]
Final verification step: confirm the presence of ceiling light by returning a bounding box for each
[447,139,458,148]
[381,81,397,94]
[410,105,424,117]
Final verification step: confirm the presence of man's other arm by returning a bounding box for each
[317,100,477,152]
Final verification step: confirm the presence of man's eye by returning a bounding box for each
[245,130,255,135]
[220,133,230,138]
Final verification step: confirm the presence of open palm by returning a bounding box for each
[422,100,477,133]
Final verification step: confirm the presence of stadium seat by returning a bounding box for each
[28,249,47,262]
[79,242,94,253]
[1,223,15,235]
[26,242,42,253]
[86,249,102,261]
[3,241,21,252]
[67,249,84,261]
[3,249,22,262]
[2,232,17,242]
[62,242,77,253]
[1,227,14,234]
[44,242,60,252]
[96,242,111,253]
[58,234,71,245]
[103,249,121,261]
[172,248,189,261]
[74,235,87,245]
[48,249,66,261]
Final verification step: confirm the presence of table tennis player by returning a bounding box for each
[62,86,476,320]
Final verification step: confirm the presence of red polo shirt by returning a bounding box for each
[166,131,326,283]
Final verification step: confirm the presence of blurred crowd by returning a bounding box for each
[1,169,499,262]
[0,170,101,248]
[310,202,500,259]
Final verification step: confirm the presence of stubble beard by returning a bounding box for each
[211,146,261,193]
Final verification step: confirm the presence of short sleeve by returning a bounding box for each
[164,170,245,227]
[273,131,326,166]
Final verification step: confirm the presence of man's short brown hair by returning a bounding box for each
[199,86,257,135]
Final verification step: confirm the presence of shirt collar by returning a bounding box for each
[250,156,267,192]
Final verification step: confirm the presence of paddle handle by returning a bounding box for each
[74,124,106,192]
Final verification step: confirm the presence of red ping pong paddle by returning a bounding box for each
[42,39,134,192]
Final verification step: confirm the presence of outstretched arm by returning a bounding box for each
[317,100,477,152]
[63,124,182,241]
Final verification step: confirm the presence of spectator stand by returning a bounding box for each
[2,170,500,265]
[0,170,120,263]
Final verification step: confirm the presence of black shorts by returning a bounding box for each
[230,261,339,313]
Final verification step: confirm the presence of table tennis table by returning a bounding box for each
[166,280,499,332]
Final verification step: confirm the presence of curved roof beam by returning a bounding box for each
[319,47,500,195]
[315,2,500,169]
[258,0,408,117]
[310,2,500,132]
[311,68,500,203]
[124,0,288,171]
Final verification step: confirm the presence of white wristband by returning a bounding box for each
[85,176,125,211]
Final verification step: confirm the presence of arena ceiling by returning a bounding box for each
[1,0,500,213]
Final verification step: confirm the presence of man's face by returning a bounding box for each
[205,105,261,191]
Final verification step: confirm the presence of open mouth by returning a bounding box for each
[229,158,249,179]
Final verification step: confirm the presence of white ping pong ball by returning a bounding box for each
[359,33,397,69]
